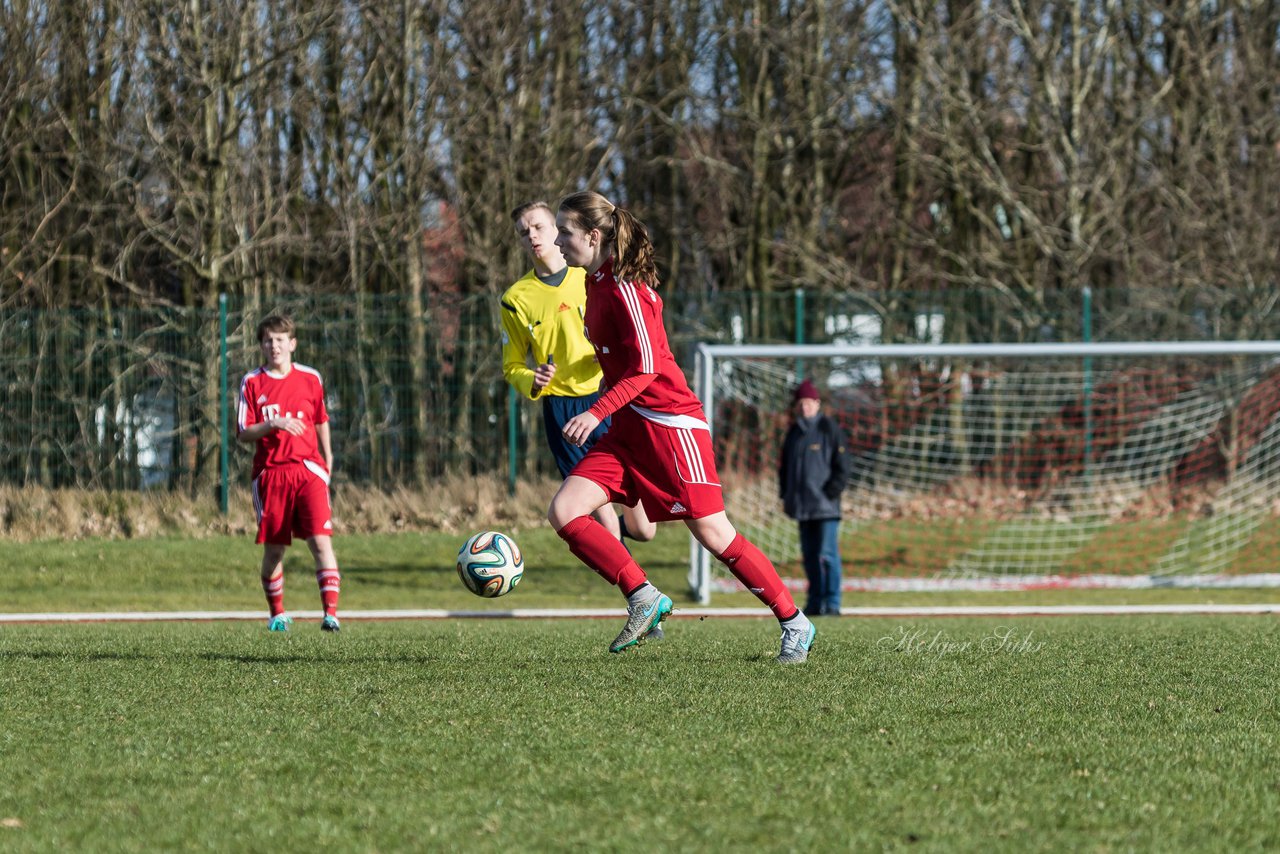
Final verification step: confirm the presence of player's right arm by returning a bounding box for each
[501,298,541,400]
[236,375,261,443]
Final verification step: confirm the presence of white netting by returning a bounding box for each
[695,343,1280,596]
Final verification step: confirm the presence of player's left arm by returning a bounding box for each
[563,370,659,447]
[586,374,656,421]
[311,372,333,471]
[316,420,334,472]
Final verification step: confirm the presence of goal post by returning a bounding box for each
[689,340,1280,604]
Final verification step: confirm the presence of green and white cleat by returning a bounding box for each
[267,614,293,632]
[320,614,341,633]
[776,613,816,664]
[645,622,665,642]
[610,589,672,653]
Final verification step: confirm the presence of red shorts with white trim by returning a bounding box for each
[252,461,333,545]
[570,411,724,522]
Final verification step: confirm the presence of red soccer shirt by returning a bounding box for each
[238,364,330,479]
[582,259,706,422]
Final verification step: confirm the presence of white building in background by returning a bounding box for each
[95,392,175,488]
[822,311,944,388]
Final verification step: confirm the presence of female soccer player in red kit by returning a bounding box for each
[548,191,816,663]
[237,315,342,632]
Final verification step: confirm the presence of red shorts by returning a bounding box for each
[571,410,724,522]
[252,461,333,545]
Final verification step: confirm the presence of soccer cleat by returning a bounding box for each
[321,614,341,633]
[777,614,816,664]
[646,623,665,642]
[610,590,673,653]
[267,614,293,632]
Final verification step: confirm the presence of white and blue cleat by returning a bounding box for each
[610,590,673,653]
[777,613,816,664]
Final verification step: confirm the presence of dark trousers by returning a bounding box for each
[541,393,611,478]
[798,518,842,614]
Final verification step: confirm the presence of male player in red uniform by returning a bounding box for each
[237,315,342,633]
[548,191,816,663]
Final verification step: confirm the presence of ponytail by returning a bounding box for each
[558,191,660,288]
[611,208,659,288]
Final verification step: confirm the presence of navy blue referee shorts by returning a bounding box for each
[541,393,611,478]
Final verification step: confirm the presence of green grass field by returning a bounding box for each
[3,527,1280,850]
[4,619,1279,851]
[6,524,1280,613]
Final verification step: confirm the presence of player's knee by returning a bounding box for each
[261,549,286,579]
[547,496,575,531]
[687,515,737,555]
[628,518,657,542]
[306,534,334,560]
[550,476,609,531]
[636,517,658,541]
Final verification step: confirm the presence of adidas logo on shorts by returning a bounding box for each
[669,501,687,514]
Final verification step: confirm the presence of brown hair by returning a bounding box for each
[557,191,659,288]
[256,314,296,343]
[510,200,553,222]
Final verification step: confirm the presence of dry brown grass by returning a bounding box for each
[331,476,559,535]
[10,472,1258,544]
[0,476,562,542]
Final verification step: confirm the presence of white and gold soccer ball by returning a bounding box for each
[456,531,524,598]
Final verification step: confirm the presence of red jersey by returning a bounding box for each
[238,364,329,479]
[583,259,707,424]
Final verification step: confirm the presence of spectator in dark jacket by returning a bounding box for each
[779,379,849,616]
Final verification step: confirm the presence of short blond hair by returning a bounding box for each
[510,200,552,223]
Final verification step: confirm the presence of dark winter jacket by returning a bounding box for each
[779,413,849,521]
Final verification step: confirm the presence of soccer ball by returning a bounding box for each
[456,531,524,598]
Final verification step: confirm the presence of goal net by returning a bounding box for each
[689,342,1280,602]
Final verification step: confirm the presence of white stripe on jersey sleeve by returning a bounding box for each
[293,363,325,388]
[616,282,654,373]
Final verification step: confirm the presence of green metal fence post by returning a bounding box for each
[219,293,229,513]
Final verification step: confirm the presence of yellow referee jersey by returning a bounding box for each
[500,266,602,400]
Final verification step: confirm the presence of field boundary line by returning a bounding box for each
[743,574,1280,592]
[3,604,1280,623]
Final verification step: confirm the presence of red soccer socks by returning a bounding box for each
[557,515,648,594]
[716,533,798,620]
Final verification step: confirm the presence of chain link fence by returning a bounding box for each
[1,288,1274,499]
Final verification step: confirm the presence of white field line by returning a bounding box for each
[3,603,1280,624]
[735,574,1280,593]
